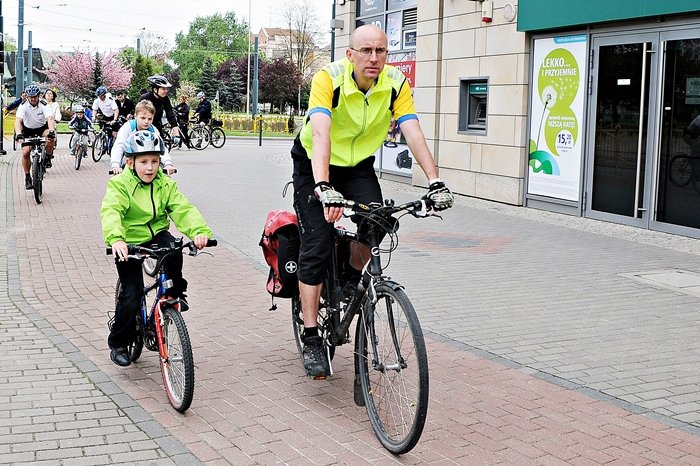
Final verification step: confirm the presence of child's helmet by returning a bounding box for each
[73,105,84,113]
[95,86,107,97]
[125,130,165,157]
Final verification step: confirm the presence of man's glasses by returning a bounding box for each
[350,47,388,57]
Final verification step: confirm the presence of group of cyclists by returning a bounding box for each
[12,24,455,385]
[6,75,216,189]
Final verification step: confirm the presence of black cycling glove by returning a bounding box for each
[423,179,454,211]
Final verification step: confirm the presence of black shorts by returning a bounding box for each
[22,123,49,138]
[292,151,382,285]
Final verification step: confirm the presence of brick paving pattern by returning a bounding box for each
[1,139,700,463]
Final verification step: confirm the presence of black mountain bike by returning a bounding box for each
[107,238,217,412]
[22,136,48,204]
[291,197,437,454]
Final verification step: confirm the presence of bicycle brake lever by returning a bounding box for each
[414,200,430,218]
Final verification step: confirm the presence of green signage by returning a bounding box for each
[518,0,700,32]
[469,84,488,95]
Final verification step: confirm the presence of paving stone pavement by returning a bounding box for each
[3,138,700,464]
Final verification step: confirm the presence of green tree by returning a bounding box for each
[198,57,218,101]
[258,58,303,113]
[216,59,244,111]
[92,52,104,92]
[129,54,155,99]
[170,12,249,82]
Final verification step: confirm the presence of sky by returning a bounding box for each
[1,0,334,53]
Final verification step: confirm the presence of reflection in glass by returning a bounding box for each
[656,39,700,229]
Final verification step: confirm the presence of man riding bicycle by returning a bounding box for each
[15,85,57,189]
[291,24,454,377]
[194,91,212,125]
[92,86,120,138]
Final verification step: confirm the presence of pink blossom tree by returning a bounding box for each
[45,50,132,101]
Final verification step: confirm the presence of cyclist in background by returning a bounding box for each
[194,91,212,125]
[140,75,180,139]
[174,94,192,150]
[82,101,94,122]
[68,105,94,156]
[15,85,57,189]
[92,86,120,138]
[100,130,212,366]
[115,90,135,121]
[290,24,454,377]
[5,91,27,113]
[110,100,176,175]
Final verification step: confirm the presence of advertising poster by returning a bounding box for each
[528,34,587,202]
[387,12,402,51]
[387,52,416,87]
[381,119,414,175]
[359,0,385,16]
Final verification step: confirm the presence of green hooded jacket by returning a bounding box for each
[100,168,212,246]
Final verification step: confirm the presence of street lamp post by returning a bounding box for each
[246,0,251,118]
[0,0,5,155]
[16,0,24,95]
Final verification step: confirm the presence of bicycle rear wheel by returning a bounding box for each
[159,306,194,412]
[31,154,43,204]
[356,282,429,454]
[210,127,226,148]
[669,153,692,188]
[92,133,105,162]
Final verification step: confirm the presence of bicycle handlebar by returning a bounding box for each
[342,197,436,219]
[106,238,217,257]
[20,137,46,148]
[108,168,178,175]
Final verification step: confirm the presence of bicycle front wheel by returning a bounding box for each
[74,145,83,170]
[159,306,194,412]
[210,127,226,148]
[92,133,105,162]
[356,282,429,454]
[189,127,210,150]
[31,155,43,204]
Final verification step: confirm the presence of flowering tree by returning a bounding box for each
[45,50,132,101]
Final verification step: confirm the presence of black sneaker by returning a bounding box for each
[302,336,328,377]
[24,175,33,190]
[178,296,189,312]
[110,347,131,367]
[44,154,54,168]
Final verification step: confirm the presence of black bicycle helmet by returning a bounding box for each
[147,75,172,89]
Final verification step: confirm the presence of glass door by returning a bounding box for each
[586,34,659,226]
[654,34,700,233]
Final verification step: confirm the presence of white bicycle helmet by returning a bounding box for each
[196,91,205,99]
[125,130,165,157]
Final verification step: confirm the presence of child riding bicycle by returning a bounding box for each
[67,105,94,156]
[100,130,212,367]
[110,100,176,175]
